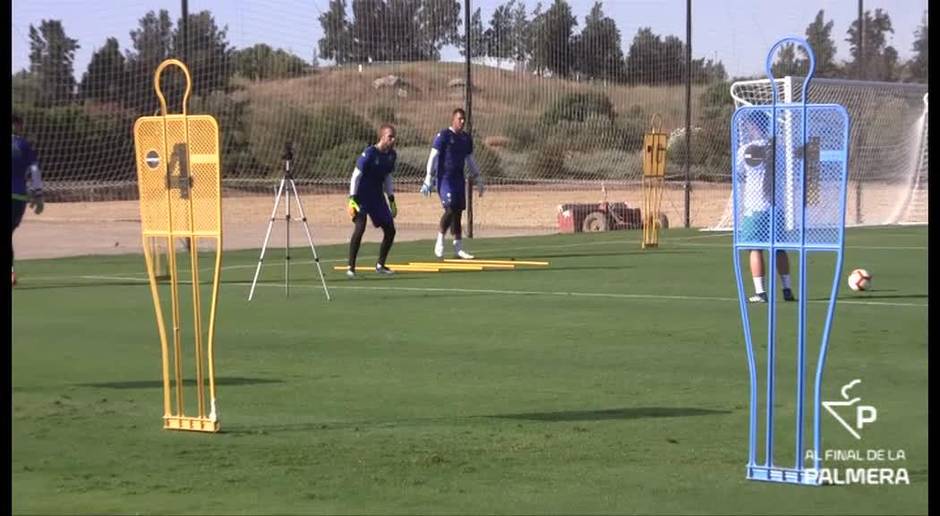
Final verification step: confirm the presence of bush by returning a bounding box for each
[666,129,709,167]
[541,91,615,125]
[473,140,504,178]
[503,118,538,151]
[16,104,136,186]
[190,91,262,178]
[523,139,568,179]
[306,142,367,179]
[248,104,374,178]
[616,105,649,153]
[307,142,424,182]
[368,104,397,124]
[392,124,425,147]
[565,150,643,180]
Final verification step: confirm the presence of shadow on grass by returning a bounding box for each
[78,377,283,389]
[485,406,731,422]
[220,406,732,435]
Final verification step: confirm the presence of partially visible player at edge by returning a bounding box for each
[737,111,795,303]
[11,114,45,286]
[346,123,399,278]
[421,108,484,259]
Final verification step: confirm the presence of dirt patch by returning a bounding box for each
[12,181,917,260]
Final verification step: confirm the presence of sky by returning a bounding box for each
[11,0,929,80]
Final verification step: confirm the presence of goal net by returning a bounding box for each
[707,76,929,230]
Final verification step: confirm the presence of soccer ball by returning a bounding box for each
[847,269,872,291]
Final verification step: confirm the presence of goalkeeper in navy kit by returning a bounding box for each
[421,108,484,259]
[11,114,44,286]
[346,124,398,278]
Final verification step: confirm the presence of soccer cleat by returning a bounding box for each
[434,241,444,259]
[346,267,356,279]
[782,288,796,302]
[748,292,768,304]
[455,249,475,260]
[375,264,395,275]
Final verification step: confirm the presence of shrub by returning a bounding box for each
[541,91,615,125]
[502,118,538,151]
[16,104,136,185]
[368,104,397,124]
[523,139,568,179]
[473,139,504,178]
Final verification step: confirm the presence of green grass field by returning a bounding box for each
[12,226,928,514]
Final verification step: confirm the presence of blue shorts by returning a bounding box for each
[739,210,770,243]
[358,199,393,228]
[438,186,466,211]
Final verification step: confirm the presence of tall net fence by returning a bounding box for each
[710,76,928,229]
[11,0,928,257]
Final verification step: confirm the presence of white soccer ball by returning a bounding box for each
[847,269,872,291]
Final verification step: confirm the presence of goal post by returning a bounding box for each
[707,76,928,230]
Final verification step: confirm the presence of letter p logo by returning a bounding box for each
[856,405,877,429]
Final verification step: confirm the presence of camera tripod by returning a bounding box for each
[248,142,331,301]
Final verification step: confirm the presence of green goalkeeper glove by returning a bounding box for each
[29,191,44,215]
[347,196,360,220]
[388,195,398,218]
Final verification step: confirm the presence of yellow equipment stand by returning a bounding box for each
[133,59,223,433]
[642,114,667,249]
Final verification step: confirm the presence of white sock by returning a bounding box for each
[436,233,444,246]
[454,239,462,252]
[781,274,792,290]
[753,276,765,295]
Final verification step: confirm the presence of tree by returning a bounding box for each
[173,11,232,95]
[573,2,624,82]
[526,2,544,71]
[530,0,577,77]
[80,37,127,104]
[804,9,839,78]
[624,26,723,85]
[233,44,311,81]
[770,42,804,77]
[12,70,42,107]
[386,0,423,60]
[484,2,515,61]
[461,7,486,58]
[126,10,175,111]
[625,28,686,84]
[350,0,387,62]
[692,58,727,83]
[907,11,927,83]
[846,8,898,81]
[318,0,353,64]
[510,0,530,63]
[28,20,80,107]
[416,0,461,60]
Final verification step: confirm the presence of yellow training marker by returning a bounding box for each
[134,59,222,433]
[409,261,515,270]
[412,263,485,271]
[443,259,549,266]
[642,113,667,249]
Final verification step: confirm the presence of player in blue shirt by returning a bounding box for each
[346,123,398,278]
[737,111,794,303]
[11,114,45,286]
[420,108,484,259]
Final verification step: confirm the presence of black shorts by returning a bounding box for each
[12,200,27,232]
